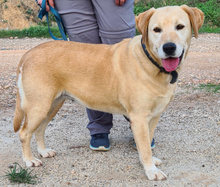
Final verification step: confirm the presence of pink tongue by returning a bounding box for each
[162,58,179,72]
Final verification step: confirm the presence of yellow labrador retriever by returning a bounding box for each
[13,5,204,180]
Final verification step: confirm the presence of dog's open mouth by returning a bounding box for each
[162,50,184,72]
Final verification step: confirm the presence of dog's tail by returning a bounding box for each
[13,89,24,132]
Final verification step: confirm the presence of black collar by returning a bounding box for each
[141,39,178,84]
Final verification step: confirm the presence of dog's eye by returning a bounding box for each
[176,24,185,30]
[153,27,162,33]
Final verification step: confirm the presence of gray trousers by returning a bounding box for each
[54,0,135,135]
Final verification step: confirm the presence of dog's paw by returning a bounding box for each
[152,156,162,166]
[145,166,167,180]
[25,157,43,167]
[38,148,56,158]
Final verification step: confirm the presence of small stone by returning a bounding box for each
[8,164,14,168]
[71,170,76,174]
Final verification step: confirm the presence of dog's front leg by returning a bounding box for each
[130,114,167,180]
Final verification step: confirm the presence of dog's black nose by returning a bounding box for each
[163,43,176,55]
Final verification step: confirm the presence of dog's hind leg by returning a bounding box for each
[19,104,52,167]
[35,96,65,158]
[19,119,42,167]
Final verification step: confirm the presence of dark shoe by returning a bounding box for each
[151,138,155,149]
[90,133,111,151]
[133,138,155,150]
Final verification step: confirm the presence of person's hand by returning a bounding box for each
[37,0,54,11]
[115,0,127,6]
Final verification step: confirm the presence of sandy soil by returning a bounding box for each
[0,34,219,186]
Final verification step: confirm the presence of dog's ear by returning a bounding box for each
[135,8,156,42]
[181,5,204,38]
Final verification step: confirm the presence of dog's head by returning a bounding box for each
[136,5,204,72]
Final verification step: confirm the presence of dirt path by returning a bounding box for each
[0,34,219,186]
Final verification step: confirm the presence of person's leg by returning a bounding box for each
[54,0,113,147]
[54,0,100,43]
[86,109,113,135]
[92,0,136,44]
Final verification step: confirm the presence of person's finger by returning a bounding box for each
[37,0,42,6]
[119,0,126,6]
[37,0,52,11]
[115,0,120,6]
[48,0,55,8]
[115,0,127,6]
[46,4,50,12]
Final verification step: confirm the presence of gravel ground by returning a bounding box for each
[0,34,219,186]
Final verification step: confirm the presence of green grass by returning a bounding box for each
[197,83,220,93]
[199,25,220,33]
[0,26,62,38]
[4,162,38,185]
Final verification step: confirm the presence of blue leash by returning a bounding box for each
[36,0,67,41]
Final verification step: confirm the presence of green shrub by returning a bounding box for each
[196,0,220,26]
[134,0,197,15]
